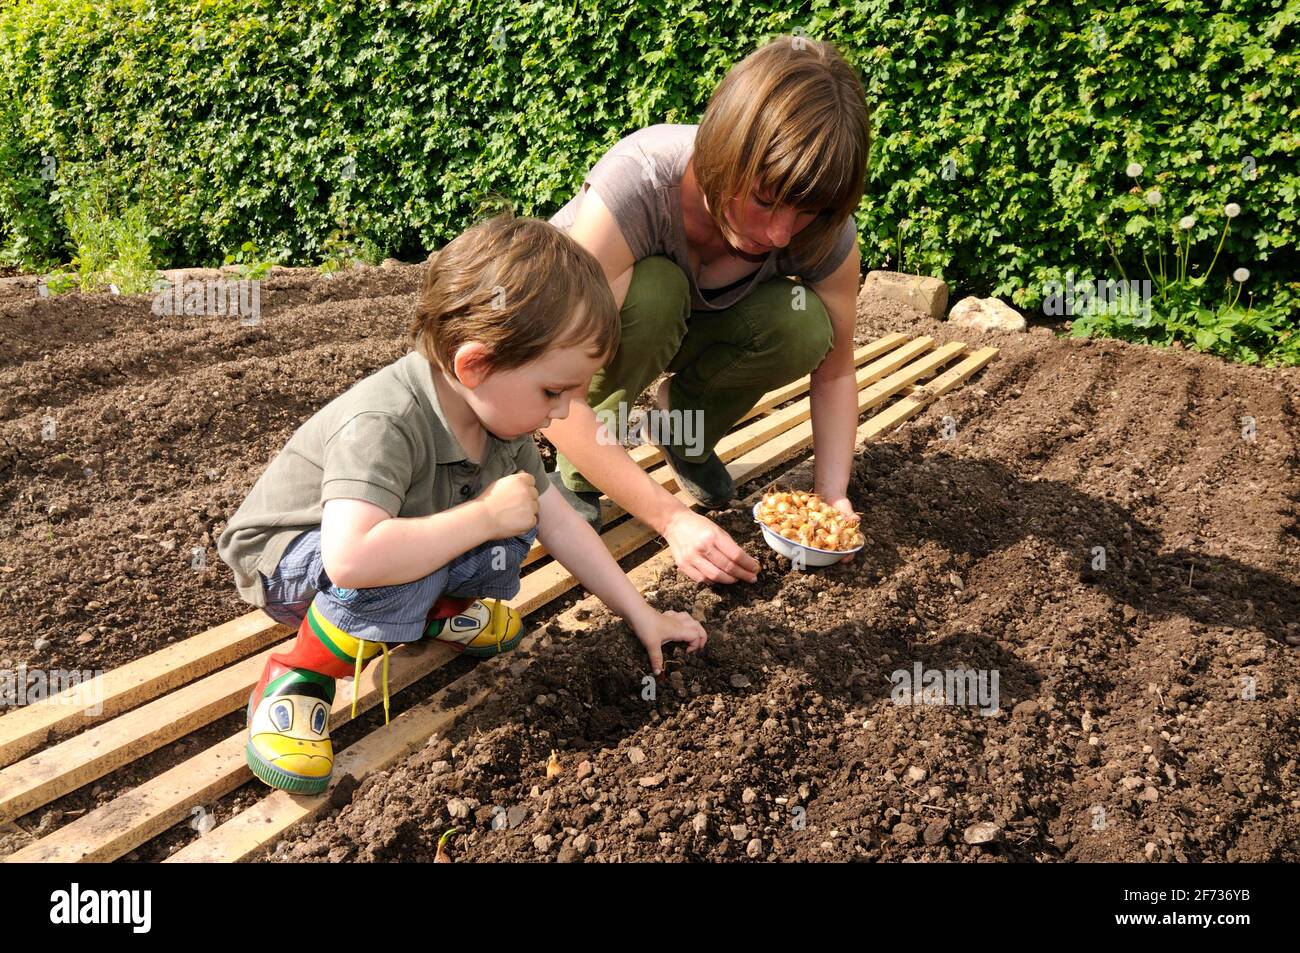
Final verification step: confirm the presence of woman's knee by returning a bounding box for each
[748,282,835,374]
[620,256,691,349]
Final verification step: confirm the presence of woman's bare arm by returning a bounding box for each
[808,241,864,562]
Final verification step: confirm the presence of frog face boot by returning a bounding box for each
[423,595,526,657]
[245,602,388,795]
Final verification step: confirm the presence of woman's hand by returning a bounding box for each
[632,608,707,676]
[821,493,860,564]
[662,508,760,584]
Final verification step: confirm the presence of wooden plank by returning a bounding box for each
[1,639,460,862]
[0,633,467,827]
[0,613,288,769]
[13,340,992,863]
[854,347,1000,439]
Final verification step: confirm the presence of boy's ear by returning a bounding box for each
[451,342,494,387]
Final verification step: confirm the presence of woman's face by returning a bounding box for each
[722,186,822,256]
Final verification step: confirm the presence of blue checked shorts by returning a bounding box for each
[257,524,539,644]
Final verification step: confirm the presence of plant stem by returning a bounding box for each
[1204,219,1231,283]
[1100,224,1128,284]
[1140,247,1159,291]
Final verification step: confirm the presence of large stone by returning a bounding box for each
[947,296,1027,333]
[860,270,950,320]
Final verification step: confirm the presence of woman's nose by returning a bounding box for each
[767,209,798,248]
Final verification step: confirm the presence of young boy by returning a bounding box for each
[217,213,707,795]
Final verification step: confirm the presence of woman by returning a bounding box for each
[544,35,871,585]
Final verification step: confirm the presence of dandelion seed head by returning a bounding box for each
[1224,202,1241,218]
[1126,162,1143,177]
[1179,216,1195,230]
[1233,267,1250,282]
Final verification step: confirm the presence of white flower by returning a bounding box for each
[1179,215,1195,230]
[1126,162,1143,177]
[1233,267,1250,282]
[1224,202,1241,218]
[900,218,912,229]
[1145,190,1162,206]
[1097,212,1109,225]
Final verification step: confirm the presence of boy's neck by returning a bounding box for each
[430,365,487,465]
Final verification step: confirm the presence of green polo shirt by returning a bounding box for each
[216,349,551,608]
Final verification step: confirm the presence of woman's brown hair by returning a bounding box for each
[409,211,619,376]
[693,35,871,274]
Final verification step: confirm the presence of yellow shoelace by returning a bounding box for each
[348,600,505,729]
[489,598,508,651]
[352,639,391,725]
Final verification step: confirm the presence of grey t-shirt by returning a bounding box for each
[549,123,857,312]
[216,350,551,608]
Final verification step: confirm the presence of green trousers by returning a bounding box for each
[558,255,834,494]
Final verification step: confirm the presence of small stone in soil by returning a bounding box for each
[923,820,950,845]
[963,821,1001,845]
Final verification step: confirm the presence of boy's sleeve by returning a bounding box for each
[321,412,418,516]
[513,437,552,498]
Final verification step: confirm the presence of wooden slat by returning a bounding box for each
[856,347,999,437]
[0,613,288,769]
[2,639,460,862]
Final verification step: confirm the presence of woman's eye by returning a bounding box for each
[754,195,774,209]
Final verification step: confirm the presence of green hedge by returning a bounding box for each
[2,0,1297,325]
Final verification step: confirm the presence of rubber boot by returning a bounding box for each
[423,595,527,657]
[245,603,384,795]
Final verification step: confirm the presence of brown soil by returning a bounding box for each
[2,265,1297,862]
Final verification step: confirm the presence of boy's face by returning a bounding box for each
[459,341,604,440]
[723,186,821,257]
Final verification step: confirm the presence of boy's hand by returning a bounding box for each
[476,473,539,537]
[633,609,707,676]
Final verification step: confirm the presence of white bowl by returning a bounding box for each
[752,501,864,568]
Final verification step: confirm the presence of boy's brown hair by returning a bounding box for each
[694,35,871,275]
[409,212,619,376]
